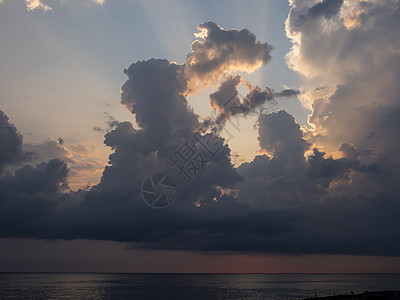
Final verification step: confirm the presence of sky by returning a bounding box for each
[0,0,400,273]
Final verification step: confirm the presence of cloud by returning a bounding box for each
[1,102,400,256]
[102,57,242,202]
[92,113,120,133]
[0,111,31,173]
[2,105,399,256]
[66,0,106,5]
[274,89,300,98]
[1,18,400,257]
[185,21,273,93]
[23,140,105,190]
[2,0,107,11]
[25,0,53,11]
[207,75,272,127]
[257,111,310,173]
[308,0,344,18]
[286,0,400,155]
[209,75,242,114]
[8,159,69,194]
[207,76,296,132]
[293,0,344,27]
[120,59,199,153]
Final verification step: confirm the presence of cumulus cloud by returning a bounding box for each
[286,0,400,157]
[257,111,310,174]
[0,111,31,172]
[8,159,69,194]
[185,21,273,93]
[120,59,199,154]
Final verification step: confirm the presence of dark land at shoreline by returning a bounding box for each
[304,290,400,300]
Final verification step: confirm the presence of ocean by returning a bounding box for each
[0,273,399,299]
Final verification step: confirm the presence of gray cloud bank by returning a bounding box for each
[1,16,400,256]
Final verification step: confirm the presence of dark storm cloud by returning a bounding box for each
[258,111,310,159]
[2,159,69,195]
[253,111,311,177]
[235,110,400,255]
[118,59,199,157]
[1,107,400,255]
[2,103,399,255]
[1,20,400,257]
[239,110,311,182]
[0,158,69,238]
[0,110,31,172]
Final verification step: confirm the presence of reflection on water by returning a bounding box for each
[0,273,399,299]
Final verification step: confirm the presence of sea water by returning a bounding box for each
[0,273,399,299]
